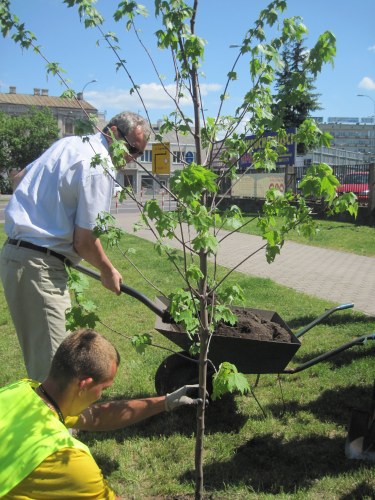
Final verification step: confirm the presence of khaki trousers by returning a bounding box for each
[0,243,71,382]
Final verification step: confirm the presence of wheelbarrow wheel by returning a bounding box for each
[155,351,198,395]
[155,351,216,395]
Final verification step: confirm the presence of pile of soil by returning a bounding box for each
[215,307,293,343]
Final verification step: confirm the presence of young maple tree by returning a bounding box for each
[1,0,357,497]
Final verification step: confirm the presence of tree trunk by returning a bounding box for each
[194,250,209,499]
[194,332,209,499]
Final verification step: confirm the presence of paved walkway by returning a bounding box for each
[115,212,375,317]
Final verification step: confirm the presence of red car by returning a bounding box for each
[336,172,369,201]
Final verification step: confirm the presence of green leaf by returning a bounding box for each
[168,289,200,334]
[216,284,245,305]
[186,264,204,282]
[213,304,237,326]
[65,305,99,331]
[108,132,128,169]
[131,333,152,355]
[67,268,89,295]
[78,299,97,313]
[93,212,124,247]
[170,163,218,203]
[189,342,200,357]
[192,232,218,255]
[90,153,104,168]
[212,362,250,400]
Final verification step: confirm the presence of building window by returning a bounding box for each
[65,121,74,135]
[141,150,152,162]
[173,151,185,163]
[141,175,154,193]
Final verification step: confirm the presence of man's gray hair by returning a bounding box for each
[105,111,151,139]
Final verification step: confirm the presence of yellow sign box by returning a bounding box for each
[152,142,170,174]
[232,173,285,198]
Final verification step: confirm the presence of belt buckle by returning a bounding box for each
[9,239,22,247]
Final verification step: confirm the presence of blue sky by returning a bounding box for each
[1,0,375,125]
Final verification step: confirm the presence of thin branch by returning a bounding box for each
[217,215,259,243]
[211,242,268,294]
[116,246,166,297]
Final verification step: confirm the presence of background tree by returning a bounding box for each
[0,107,59,177]
[272,38,322,152]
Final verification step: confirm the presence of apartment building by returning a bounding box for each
[318,117,375,163]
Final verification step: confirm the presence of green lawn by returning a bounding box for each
[0,226,374,498]
[230,215,375,257]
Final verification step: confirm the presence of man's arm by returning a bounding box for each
[73,225,122,294]
[74,386,205,432]
[11,168,26,190]
[76,396,167,431]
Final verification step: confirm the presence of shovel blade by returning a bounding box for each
[345,382,375,462]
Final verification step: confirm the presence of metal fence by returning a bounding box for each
[296,163,370,205]
[217,163,372,206]
[296,163,369,184]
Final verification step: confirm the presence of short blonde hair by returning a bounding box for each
[49,329,120,388]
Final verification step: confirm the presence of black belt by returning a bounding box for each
[6,238,70,265]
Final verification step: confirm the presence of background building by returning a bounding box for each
[0,86,98,137]
[0,86,198,194]
[119,122,197,194]
[296,145,365,168]
[318,117,375,163]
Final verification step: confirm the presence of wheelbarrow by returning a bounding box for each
[152,296,374,394]
[74,264,374,395]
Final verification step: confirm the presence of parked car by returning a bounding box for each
[113,182,123,197]
[336,172,369,201]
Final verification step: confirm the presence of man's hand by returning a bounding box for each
[73,226,123,295]
[165,385,207,412]
[100,266,123,295]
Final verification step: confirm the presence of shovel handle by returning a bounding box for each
[72,264,171,322]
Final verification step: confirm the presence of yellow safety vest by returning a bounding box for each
[0,379,91,496]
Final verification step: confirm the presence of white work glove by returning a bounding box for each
[165,384,206,412]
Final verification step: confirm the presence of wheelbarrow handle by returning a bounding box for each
[295,302,354,338]
[283,333,375,374]
[72,264,173,323]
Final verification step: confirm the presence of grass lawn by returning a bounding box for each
[230,214,375,257]
[0,225,374,498]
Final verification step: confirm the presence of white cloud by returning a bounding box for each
[368,45,375,52]
[85,82,222,114]
[358,77,375,90]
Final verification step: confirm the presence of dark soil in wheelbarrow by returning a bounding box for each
[214,307,292,343]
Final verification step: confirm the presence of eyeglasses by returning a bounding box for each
[116,127,144,157]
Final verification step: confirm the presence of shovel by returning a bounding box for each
[345,379,375,462]
[72,264,174,324]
